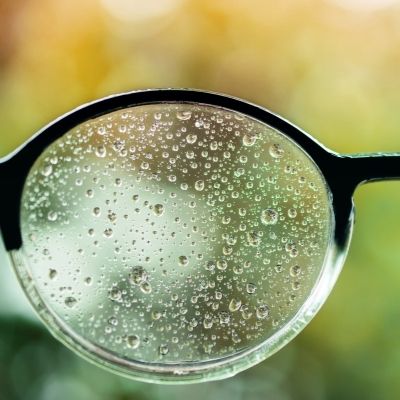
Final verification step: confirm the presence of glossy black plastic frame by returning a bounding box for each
[1,89,400,252]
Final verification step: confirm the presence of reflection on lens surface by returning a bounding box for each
[13,103,333,381]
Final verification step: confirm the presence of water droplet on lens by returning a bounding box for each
[152,310,162,320]
[49,269,57,280]
[216,259,227,271]
[108,212,117,222]
[229,298,242,312]
[290,265,301,277]
[240,305,253,320]
[179,256,189,266]
[154,204,164,216]
[127,335,140,349]
[97,126,106,136]
[219,311,231,325]
[246,283,256,294]
[65,297,77,308]
[47,211,58,222]
[186,133,197,144]
[177,111,192,121]
[141,161,149,170]
[95,145,107,158]
[194,180,204,191]
[203,316,213,329]
[109,287,122,302]
[205,260,216,271]
[269,143,284,158]
[243,133,257,146]
[84,277,92,286]
[256,304,270,320]
[129,266,148,285]
[108,316,118,326]
[292,281,301,290]
[140,281,152,294]
[247,231,261,247]
[159,344,169,355]
[261,208,278,225]
[41,165,53,177]
[103,228,113,238]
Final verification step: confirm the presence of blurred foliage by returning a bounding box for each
[1,0,400,399]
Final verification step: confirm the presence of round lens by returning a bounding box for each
[12,102,335,383]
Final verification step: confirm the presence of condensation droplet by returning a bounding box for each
[103,228,113,238]
[261,208,278,225]
[47,211,58,222]
[140,281,152,294]
[159,344,169,355]
[129,266,148,285]
[108,316,118,326]
[203,316,213,329]
[290,265,301,277]
[154,204,164,216]
[108,212,117,222]
[141,161,149,170]
[219,311,231,325]
[194,180,205,191]
[108,287,122,302]
[95,145,107,158]
[127,335,140,349]
[179,256,189,266]
[269,143,284,158]
[246,283,256,294]
[243,133,257,146]
[256,304,270,320]
[292,281,301,290]
[239,305,251,320]
[84,277,92,286]
[229,298,242,312]
[49,269,57,280]
[152,310,162,320]
[97,126,106,136]
[216,259,227,271]
[65,297,77,308]
[247,231,261,247]
[186,133,197,144]
[177,111,192,121]
[41,165,53,177]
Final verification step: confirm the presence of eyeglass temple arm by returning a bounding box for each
[337,153,400,188]
[299,152,400,250]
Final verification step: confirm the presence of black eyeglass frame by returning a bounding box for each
[1,89,399,252]
[1,88,399,383]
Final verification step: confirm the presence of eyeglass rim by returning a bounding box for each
[0,88,353,252]
[4,89,351,383]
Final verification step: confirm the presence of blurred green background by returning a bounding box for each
[1,0,400,399]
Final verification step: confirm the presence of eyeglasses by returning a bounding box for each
[0,89,397,384]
